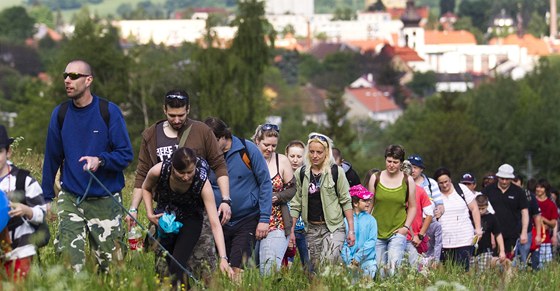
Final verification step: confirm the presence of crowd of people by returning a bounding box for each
[1,59,560,287]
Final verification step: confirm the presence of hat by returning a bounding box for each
[460,172,476,184]
[0,125,14,148]
[407,154,424,169]
[349,184,374,200]
[496,164,515,179]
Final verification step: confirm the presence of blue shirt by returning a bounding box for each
[42,96,134,201]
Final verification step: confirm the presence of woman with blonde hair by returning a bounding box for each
[252,124,295,275]
[289,132,355,270]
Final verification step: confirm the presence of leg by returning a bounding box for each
[305,224,324,270]
[170,215,203,287]
[84,193,125,272]
[228,215,258,270]
[295,230,310,268]
[187,211,216,280]
[405,241,419,268]
[515,231,531,270]
[323,226,346,264]
[376,238,389,277]
[259,229,289,275]
[386,233,407,276]
[55,191,88,272]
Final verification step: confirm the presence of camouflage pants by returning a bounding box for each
[54,191,125,272]
[155,211,216,280]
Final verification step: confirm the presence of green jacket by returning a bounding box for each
[290,164,352,233]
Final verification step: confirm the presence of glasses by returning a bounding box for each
[409,155,422,161]
[63,72,90,80]
[309,134,329,145]
[261,123,280,133]
[165,94,187,100]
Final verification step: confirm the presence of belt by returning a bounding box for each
[309,220,326,225]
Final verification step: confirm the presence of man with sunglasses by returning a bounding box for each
[129,89,230,280]
[42,59,134,272]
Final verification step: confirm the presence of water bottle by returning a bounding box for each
[128,223,142,251]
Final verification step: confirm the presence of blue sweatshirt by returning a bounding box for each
[42,96,134,201]
[342,211,378,278]
[209,136,272,225]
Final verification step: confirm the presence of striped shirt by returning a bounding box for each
[439,184,475,248]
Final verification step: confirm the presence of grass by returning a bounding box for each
[5,140,560,289]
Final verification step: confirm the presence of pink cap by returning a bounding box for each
[349,184,373,200]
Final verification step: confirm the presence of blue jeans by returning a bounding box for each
[376,233,407,277]
[295,230,310,268]
[259,229,289,275]
[515,231,539,270]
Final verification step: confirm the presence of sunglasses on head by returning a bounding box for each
[63,72,90,80]
[261,123,280,133]
[309,134,329,145]
[165,94,187,100]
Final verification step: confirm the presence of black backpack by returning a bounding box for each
[455,183,475,226]
[57,98,110,130]
[7,169,51,248]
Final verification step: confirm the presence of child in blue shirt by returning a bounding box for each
[342,184,378,278]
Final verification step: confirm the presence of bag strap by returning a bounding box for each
[238,138,252,170]
[58,98,110,130]
[178,124,193,148]
[15,168,30,192]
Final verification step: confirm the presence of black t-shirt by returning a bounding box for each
[341,161,361,187]
[526,191,541,232]
[482,183,528,239]
[476,212,501,255]
[307,172,325,222]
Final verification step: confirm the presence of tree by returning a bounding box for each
[526,11,547,38]
[440,0,456,15]
[367,0,386,12]
[323,87,356,156]
[29,5,55,28]
[457,0,492,32]
[408,71,437,97]
[0,6,36,42]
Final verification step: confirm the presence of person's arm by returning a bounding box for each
[397,175,416,236]
[216,175,231,225]
[203,126,231,225]
[495,233,506,262]
[413,214,432,247]
[20,176,46,224]
[142,164,164,226]
[200,180,234,278]
[468,200,483,237]
[289,168,303,247]
[520,208,529,244]
[248,142,272,240]
[128,130,153,227]
[96,105,133,171]
[355,217,377,263]
[534,214,543,246]
[273,155,295,204]
[42,108,64,203]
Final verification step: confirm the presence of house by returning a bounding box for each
[343,86,402,127]
[300,84,328,126]
[306,42,359,60]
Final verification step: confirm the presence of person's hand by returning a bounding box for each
[125,211,138,229]
[218,202,231,225]
[79,156,103,172]
[347,232,355,247]
[289,230,296,247]
[434,204,445,219]
[147,212,164,226]
[519,232,528,244]
[499,251,506,262]
[535,232,542,246]
[412,234,421,247]
[271,196,278,204]
[474,228,483,238]
[8,202,32,218]
[394,226,408,236]
[551,232,557,247]
[46,202,57,222]
[219,258,234,279]
[255,222,269,240]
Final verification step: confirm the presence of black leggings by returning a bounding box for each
[160,214,203,286]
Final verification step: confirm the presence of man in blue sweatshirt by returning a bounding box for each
[203,117,272,279]
[41,60,134,272]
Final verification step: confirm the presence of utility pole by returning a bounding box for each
[551,0,557,40]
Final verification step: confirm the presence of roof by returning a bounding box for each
[378,44,424,62]
[424,30,477,45]
[488,34,550,56]
[345,87,400,113]
[345,39,388,53]
[387,6,429,21]
[300,85,327,114]
[307,42,359,60]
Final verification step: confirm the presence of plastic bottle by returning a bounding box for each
[128,223,143,251]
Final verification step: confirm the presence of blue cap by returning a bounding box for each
[407,154,424,169]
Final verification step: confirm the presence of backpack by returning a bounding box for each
[298,164,339,197]
[57,98,110,130]
[238,137,252,170]
[7,169,51,248]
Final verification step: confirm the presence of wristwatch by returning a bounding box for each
[221,198,232,206]
[418,233,424,240]
[98,157,105,167]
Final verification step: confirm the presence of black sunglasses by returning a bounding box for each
[261,123,280,133]
[63,72,90,80]
[309,134,328,145]
[165,94,187,100]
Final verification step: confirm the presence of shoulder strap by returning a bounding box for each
[15,168,30,192]
[403,173,410,204]
[57,98,110,130]
[299,165,306,185]
[455,182,468,204]
[275,153,279,172]
[238,138,252,170]
[426,175,433,195]
[178,124,193,148]
[331,164,339,197]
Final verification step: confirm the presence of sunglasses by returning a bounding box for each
[63,72,90,80]
[408,155,422,161]
[165,94,187,100]
[309,134,329,145]
[261,123,280,133]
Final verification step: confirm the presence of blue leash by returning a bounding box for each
[82,170,198,284]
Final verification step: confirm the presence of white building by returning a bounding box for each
[265,0,314,16]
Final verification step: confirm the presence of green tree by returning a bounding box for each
[322,87,356,156]
[367,0,386,12]
[453,16,485,44]
[527,11,547,38]
[29,5,55,28]
[229,0,272,136]
[0,6,36,42]
[457,0,492,32]
[440,0,456,15]
[408,71,437,97]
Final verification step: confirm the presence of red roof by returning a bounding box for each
[424,30,477,45]
[379,44,424,62]
[346,87,400,113]
[489,34,550,56]
[345,39,388,53]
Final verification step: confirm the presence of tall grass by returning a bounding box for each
[3,142,560,290]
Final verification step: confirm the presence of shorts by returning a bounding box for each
[222,214,259,268]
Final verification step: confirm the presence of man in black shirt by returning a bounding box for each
[482,164,529,258]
